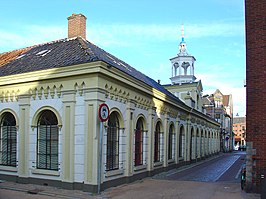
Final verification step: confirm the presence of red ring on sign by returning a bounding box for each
[99,103,110,122]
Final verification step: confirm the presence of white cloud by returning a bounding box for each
[0,25,65,52]
[88,21,244,47]
[0,20,244,51]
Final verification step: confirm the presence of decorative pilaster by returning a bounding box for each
[147,107,156,171]
[83,88,105,186]
[18,94,31,178]
[163,113,169,167]
[175,116,180,164]
[61,90,76,183]
[124,99,136,176]
[185,119,191,161]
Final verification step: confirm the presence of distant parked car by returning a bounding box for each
[234,145,239,150]
[239,145,246,151]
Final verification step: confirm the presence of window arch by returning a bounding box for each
[37,110,59,170]
[0,112,17,167]
[106,112,120,171]
[134,117,144,166]
[168,124,175,160]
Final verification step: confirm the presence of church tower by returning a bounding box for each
[170,26,196,85]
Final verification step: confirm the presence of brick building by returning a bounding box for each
[245,0,266,194]
[233,117,246,148]
[203,90,233,152]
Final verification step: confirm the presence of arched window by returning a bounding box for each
[179,126,184,158]
[196,129,200,159]
[168,124,174,160]
[135,118,144,166]
[106,112,119,171]
[190,128,194,160]
[37,110,58,170]
[0,112,16,167]
[154,122,161,162]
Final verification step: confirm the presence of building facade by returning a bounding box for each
[164,26,204,114]
[0,14,220,192]
[245,0,266,194]
[164,30,233,154]
[203,90,233,152]
[233,117,246,148]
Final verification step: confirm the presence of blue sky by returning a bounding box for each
[0,0,246,117]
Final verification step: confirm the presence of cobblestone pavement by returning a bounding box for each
[165,153,242,182]
[152,152,246,182]
[0,152,260,199]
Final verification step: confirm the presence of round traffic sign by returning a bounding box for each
[99,103,110,122]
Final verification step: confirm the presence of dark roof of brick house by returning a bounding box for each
[0,37,184,104]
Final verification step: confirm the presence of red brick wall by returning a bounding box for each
[245,0,266,192]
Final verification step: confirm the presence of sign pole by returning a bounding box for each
[97,121,103,194]
[97,103,109,195]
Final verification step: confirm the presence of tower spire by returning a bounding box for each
[178,24,188,56]
[181,24,185,42]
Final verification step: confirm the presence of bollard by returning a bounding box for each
[261,174,266,199]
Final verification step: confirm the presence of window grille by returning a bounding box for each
[179,127,184,158]
[168,125,174,160]
[106,126,119,171]
[37,110,58,171]
[154,123,161,162]
[134,129,143,166]
[106,113,120,171]
[0,112,17,167]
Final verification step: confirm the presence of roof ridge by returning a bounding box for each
[76,37,99,61]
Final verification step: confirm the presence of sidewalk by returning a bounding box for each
[0,178,260,199]
[0,153,261,199]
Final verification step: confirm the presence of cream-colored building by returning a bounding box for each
[203,89,233,152]
[0,14,220,192]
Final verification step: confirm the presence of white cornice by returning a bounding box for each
[0,61,102,86]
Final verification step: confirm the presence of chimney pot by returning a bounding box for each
[67,13,87,39]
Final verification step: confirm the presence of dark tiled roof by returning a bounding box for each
[0,37,183,104]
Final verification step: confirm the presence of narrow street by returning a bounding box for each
[0,151,259,199]
[162,151,246,183]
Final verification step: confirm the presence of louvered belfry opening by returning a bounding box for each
[67,13,87,39]
[37,110,59,171]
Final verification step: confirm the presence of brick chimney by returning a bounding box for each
[67,13,87,39]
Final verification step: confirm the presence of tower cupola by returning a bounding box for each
[170,25,196,85]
